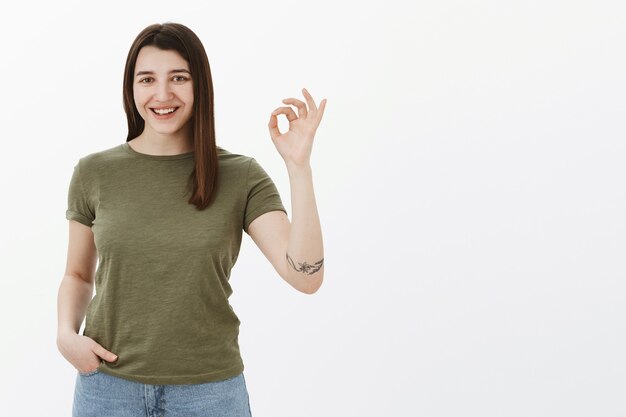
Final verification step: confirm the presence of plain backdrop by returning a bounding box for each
[1,0,624,416]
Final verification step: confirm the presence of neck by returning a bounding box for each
[132,124,194,155]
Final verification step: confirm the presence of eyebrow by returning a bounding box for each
[135,69,191,76]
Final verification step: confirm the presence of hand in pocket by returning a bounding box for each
[57,333,118,373]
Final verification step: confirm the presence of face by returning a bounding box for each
[133,46,194,137]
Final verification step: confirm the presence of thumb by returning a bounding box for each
[94,344,118,362]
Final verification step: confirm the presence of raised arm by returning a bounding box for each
[247,87,327,294]
[248,163,324,294]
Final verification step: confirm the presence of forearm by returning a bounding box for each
[285,163,324,293]
[57,275,93,340]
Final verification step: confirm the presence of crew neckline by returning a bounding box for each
[122,141,195,160]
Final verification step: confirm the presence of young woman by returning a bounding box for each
[56,22,326,416]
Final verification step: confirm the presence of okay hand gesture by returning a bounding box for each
[268,88,327,169]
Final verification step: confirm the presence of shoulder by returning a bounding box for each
[71,143,127,185]
[75,143,126,169]
[218,146,276,187]
[216,145,257,177]
[217,145,253,165]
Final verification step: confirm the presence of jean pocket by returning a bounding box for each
[78,368,100,377]
[78,363,102,377]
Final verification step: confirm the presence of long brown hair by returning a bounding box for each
[122,22,218,210]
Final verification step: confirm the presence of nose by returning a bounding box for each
[154,80,174,102]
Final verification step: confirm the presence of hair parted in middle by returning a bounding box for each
[122,22,218,210]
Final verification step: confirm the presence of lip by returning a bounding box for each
[149,106,180,120]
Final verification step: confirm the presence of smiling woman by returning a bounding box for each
[58,20,326,417]
[120,24,218,180]
[130,46,196,154]
[133,51,193,128]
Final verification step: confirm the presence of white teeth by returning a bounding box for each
[153,107,177,115]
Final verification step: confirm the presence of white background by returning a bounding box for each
[1,0,624,416]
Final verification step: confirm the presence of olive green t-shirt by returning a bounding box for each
[65,141,286,385]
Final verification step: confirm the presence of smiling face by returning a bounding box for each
[133,45,194,138]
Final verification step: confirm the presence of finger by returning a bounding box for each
[271,106,298,122]
[268,110,285,140]
[281,98,308,119]
[94,344,118,362]
[268,113,281,140]
[267,107,297,140]
[301,87,318,113]
[268,107,297,140]
[317,98,327,122]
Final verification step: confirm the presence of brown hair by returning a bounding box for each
[122,22,218,210]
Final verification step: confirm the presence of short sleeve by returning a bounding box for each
[66,160,95,227]
[243,157,287,234]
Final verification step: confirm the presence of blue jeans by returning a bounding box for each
[72,368,252,417]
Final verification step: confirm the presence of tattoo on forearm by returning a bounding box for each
[286,253,324,275]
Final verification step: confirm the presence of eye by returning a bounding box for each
[138,76,189,84]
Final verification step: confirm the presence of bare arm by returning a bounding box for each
[252,87,327,294]
[57,220,118,371]
[56,220,97,341]
[284,164,324,291]
[248,164,324,294]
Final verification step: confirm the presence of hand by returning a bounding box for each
[268,87,327,169]
[57,332,118,373]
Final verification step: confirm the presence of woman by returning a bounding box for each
[56,22,326,416]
